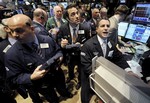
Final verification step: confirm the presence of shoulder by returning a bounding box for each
[83,36,96,46]
[5,41,20,58]
[47,17,54,22]
[37,34,54,43]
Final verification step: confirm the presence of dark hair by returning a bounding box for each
[115,5,129,15]
[96,17,110,27]
[64,3,77,19]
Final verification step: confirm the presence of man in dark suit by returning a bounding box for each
[80,17,139,103]
[0,18,17,103]
[33,8,49,36]
[57,4,91,90]
[5,14,72,103]
[88,8,100,37]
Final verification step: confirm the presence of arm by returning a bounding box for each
[81,43,94,76]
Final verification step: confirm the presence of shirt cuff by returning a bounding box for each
[146,77,150,82]
[125,68,132,72]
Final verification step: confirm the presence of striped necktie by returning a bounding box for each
[72,28,77,44]
[102,40,107,57]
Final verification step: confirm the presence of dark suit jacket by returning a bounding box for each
[57,23,91,45]
[88,18,97,37]
[0,40,10,85]
[57,22,91,57]
[5,35,62,86]
[33,21,49,36]
[81,35,129,77]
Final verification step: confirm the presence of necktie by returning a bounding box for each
[72,28,77,44]
[56,20,61,27]
[102,40,107,57]
[32,43,43,58]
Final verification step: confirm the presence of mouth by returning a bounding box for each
[103,32,109,34]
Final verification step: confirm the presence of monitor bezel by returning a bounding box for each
[131,2,150,26]
[125,23,150,44]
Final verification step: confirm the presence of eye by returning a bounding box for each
[14,28,25,33]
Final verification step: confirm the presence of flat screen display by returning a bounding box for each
[120,0,126,3]
[132,3,150,25]
[118,22,129,37]
[60,2,68,9]
[125,23,150,43]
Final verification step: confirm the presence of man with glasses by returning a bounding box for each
[0,18,17,103]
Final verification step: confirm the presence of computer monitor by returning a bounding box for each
[120,0,126,4]
[59,2,68,9]
[118,22,129,37]
[132,3,150,25]
[125,23,150,43]
[16,8,24,14]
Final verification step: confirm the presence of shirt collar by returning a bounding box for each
[97,35,107,46]
[8,37,17,45]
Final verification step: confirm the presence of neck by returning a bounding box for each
[69,22,78,28]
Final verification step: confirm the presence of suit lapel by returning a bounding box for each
[92,36,104,56]
[65,23,72,43]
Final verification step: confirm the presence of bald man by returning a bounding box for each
[5,14,72,103]
[46,5,67,39]
[33,8,49,36]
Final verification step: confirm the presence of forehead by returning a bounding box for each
[55,6,62,11]
[99,19,110,25]
[8,16,29,28]
[68,7,78,14]
[93,9,99,13]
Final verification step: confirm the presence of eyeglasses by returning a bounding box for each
[8,27,25,34]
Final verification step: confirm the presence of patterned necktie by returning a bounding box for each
[102,40,107,57]
[32,43,43,58]
[72,28,77,44]
[56,20,61,27]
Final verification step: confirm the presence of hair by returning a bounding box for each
[96,17,110,27]
[33,8,45,20]
[64,3,77,19]
[115,5,129,15]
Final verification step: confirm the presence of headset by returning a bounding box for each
[40,11,45,20]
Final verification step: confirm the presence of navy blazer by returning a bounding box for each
[33,21,49,36]
[0,40,11,84]
[57,22,91,45]
[5,34,62,86]
[81,35,129,76]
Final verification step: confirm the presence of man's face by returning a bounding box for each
[54,7,63,19]
[68,7,80,24]
[96,19,110,39]
[8,23,34,43]
[93,9,100,19]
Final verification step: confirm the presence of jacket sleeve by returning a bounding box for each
[80,43,93,76]
[5,49,32,86]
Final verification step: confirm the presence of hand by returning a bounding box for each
[49,28,59,35]
[127,71,141,79]
[61,39,68,48]
[30,65,48,80]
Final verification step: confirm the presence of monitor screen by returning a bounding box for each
[16,8,24,14]
[125,23,150,43]
[120,0,126,3]
[60,2,68,9]
[132,3,150,25]
[118,22,129,37]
